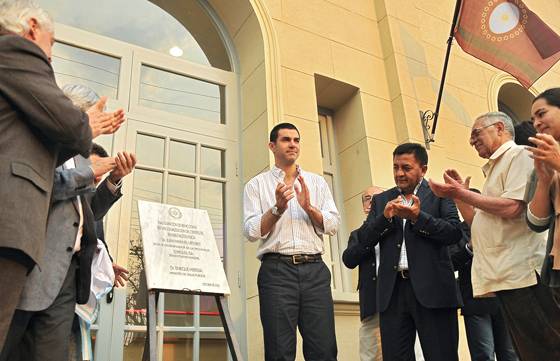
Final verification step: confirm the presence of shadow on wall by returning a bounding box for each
[399,23,473,126]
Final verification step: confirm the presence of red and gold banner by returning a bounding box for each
[454,0,560,88]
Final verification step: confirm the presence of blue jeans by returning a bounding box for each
[463,312,518,361]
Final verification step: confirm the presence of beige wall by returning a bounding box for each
[233,0,560,360]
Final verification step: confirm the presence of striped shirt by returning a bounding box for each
[243,166,340,259]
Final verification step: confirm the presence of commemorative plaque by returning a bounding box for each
[137,200,230,295]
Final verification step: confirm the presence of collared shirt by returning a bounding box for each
[471,140,546,296]
[243,165,340,259]
[398,180,422,270]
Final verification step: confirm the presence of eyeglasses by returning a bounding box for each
[362,195,373,204]
[470,122,499,141]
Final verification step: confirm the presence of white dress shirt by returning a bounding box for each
[243,166,340,259]
[397,180,422,271]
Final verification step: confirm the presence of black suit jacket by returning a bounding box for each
[449,222,499,316]
[342,229,377,320]
[77,179,121,304]
[358,179,463,312]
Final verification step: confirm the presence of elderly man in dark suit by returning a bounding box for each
[358,143,463,361]
[0,83,134,361]
[0,1,124,350]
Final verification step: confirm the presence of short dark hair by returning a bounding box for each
[533,88,560,108]
[393,142,428,166]
[90,143,109,158]
[269,122,300,142]
[514,121,536,146]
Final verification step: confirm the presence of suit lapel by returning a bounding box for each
[416,179,430,208]
[70,155,90,214]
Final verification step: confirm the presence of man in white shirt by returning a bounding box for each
[430,111,552,361]
[243,122,340,361]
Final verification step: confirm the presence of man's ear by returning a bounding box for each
[422,165,428,174]
[26,18,39,40]
[268,141,275,152]
[495,121,506,134]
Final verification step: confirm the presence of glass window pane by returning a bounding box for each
[52,42,120,99]
[139,66,224,124]
[199,180,224,257]
[199,336,228,361]
[136,134,165,168]
[199,296,221,328]
[39,0,231,70]
[126,170,163,327]
[164,294,194,327]
[169,141,196,173]
[200,147,224,177]
[123,331,147,361]
[167,175,195,208]
[163,332,193,361]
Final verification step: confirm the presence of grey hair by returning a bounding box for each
[0,0,53,35]
[476,111,515,139]
[61,84,100,112]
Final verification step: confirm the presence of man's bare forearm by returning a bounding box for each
[455,199,475,225]
[529,180,552,219]
[305,205,324,230]
[455,188,524,219]
[260,209,281,236]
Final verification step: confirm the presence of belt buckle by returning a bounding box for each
[292,255,304,265]
[399,270,408,279]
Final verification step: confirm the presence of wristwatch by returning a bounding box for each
[271,205,284,216]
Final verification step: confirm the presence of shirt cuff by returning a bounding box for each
[527,206,551,226]
[315,209,338,236]
[244,214,269,241]
[106,178,122,195]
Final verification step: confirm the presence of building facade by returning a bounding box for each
[38,0,560,360]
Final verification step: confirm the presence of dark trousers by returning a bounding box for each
[0,257,28,352]
[0,258,77,361]
[496,278,560,361]
[463,312,518,361]
[257,258,337,361]
[380,276,459,361]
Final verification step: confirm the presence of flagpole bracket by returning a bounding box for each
[419,110,435,149]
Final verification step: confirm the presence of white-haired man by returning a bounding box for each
[430,112,554,361]
[0,0,123,351]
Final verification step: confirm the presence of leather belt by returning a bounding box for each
[398,269,410,279]
[262,253,322,265]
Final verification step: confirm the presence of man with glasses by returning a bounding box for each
[430,112,548,361]
[342,186,383,361]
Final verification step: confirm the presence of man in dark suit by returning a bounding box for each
[358,143,463,361]
[342,186,383,361]
[450,217,518,361]
[0,81,134,360]
[0,1,123,350]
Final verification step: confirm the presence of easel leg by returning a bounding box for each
[215,295,244,361]
[142,291,159,361]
